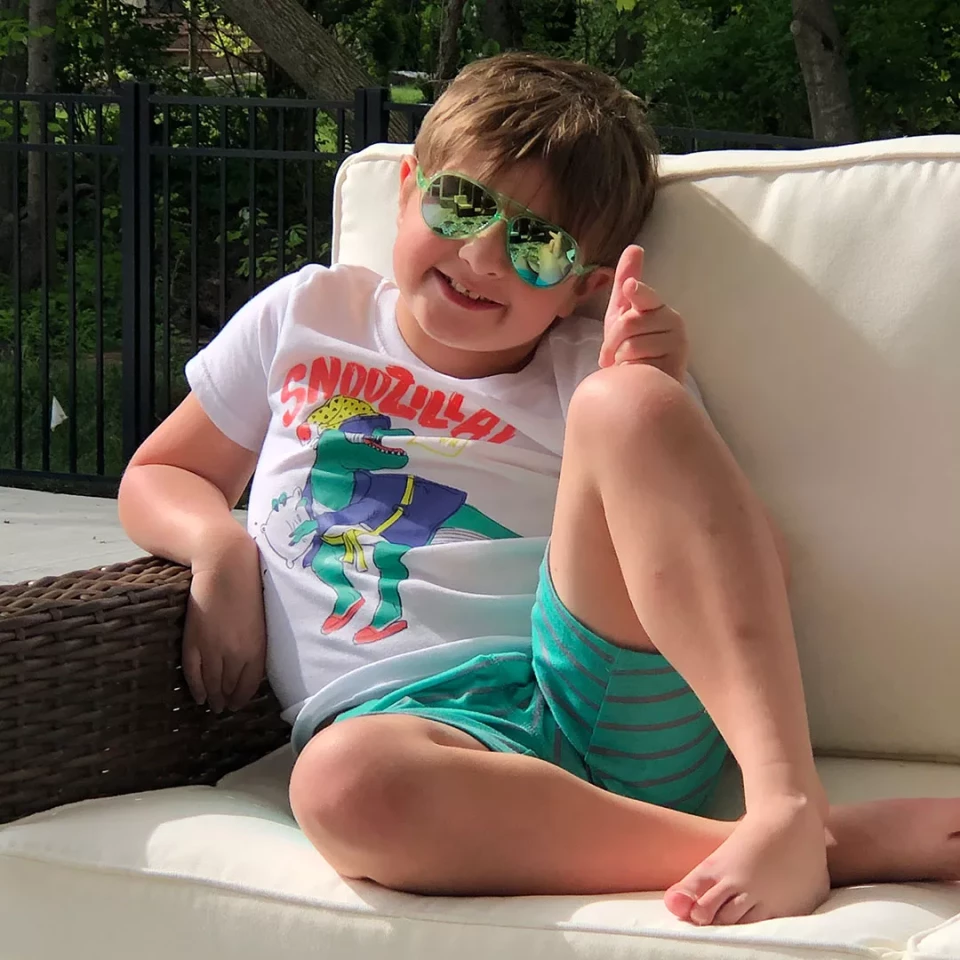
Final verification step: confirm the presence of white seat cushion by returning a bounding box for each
[2,751,959,960]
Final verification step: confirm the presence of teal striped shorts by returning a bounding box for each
[336,557,728,814]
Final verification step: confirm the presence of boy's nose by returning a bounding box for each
[457,221,511,279]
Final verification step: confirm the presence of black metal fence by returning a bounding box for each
[0,84,818,493]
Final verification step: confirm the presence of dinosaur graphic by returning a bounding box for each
[261,395,518,644]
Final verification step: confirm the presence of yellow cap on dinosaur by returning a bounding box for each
[306,396,378,431]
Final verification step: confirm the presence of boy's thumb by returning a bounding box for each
[608,245,644,316]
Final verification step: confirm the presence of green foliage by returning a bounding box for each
[55,0,180,92]
[607,0,811,135]
[0,5,30,61]
[839,0,960,136]
[3,0,958,479]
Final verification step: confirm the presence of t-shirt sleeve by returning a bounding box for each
[184,270,302,452]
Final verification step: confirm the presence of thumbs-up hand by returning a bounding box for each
[598,244,689,383]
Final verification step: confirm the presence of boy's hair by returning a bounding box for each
[415,52,660,269]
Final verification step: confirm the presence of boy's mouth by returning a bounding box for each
[434,269,503,309]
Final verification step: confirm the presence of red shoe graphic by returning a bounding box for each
[322,597,365,634]
[354,619,408,644]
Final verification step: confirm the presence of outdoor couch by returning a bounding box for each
[1,136,959,960]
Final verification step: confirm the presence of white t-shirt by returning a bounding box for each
[186,263,700,740]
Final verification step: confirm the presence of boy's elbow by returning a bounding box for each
[116,461,152,532]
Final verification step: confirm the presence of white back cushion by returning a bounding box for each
[332,137,960,760]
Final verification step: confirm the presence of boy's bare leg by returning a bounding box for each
[289,363,960,920]
[290,713,960,910]
[549,363,831,922]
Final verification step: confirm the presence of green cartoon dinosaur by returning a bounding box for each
[266,396,517,645]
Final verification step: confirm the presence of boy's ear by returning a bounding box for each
[558,265,616,317]
[399,154,417,195]
[396,153,418,226]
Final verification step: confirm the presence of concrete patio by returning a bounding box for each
[1,487,142,584]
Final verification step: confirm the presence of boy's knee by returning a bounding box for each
[289,717,416,868]
[567,363,699,447]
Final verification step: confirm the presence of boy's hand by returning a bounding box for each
[182,526,266,714]
[599,244,689,383]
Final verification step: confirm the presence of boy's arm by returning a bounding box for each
[118,392,256,562]
[118,393,264,712]
[764,507,792,589]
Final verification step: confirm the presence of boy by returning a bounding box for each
[118,53,960,925]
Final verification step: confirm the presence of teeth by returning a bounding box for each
[449,276,491,302]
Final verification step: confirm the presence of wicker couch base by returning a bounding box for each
[0,557,289,825]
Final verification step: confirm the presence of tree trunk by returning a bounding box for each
[436,0,467,83]
[101,0,119,90]
[613,11,645,71]
[214,0,407,141]
[790,0,859,143]
[24,0,58,286]
[482,0,519,53]
[0,0,28,240]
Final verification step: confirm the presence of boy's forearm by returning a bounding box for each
[118,463,252,569]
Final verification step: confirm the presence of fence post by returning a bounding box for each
[119,81,153,462]
[353,87,390,150]
[137,81,155,447]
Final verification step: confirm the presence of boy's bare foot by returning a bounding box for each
[664,796,829,926]
[664,796,960,926]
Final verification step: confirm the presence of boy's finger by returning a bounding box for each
[201,653,225,714]
[227,660,264,712]
[605,244,644,319]
[614,331,675,364]
[624,279,664,313]
[181,641,206,706]
[220,654,244,700]
[600,306,664,364]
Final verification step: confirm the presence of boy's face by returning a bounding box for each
[392,153,613,379]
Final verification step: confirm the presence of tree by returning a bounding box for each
[436,0,466,81]
[0,0,28,234]
[482,0,520,53]
[790,0,859,141]
[214,0,407,139]
[23,0,57,279]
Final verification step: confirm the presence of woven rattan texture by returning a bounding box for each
[0,557,289,825]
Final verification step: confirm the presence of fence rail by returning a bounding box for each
[0,83,819,493]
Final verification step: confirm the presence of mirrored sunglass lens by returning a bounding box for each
[508,217,577,286]
[421,175,498,238]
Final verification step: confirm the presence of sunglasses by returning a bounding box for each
[415,167,595,288]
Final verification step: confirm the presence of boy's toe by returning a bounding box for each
[664,871,720,921]
[711,891,757,925]
[688,880,739,925]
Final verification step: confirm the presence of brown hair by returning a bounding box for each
[414,52,660,268]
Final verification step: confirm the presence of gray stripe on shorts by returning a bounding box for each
[592,732,725,789]
[541,672,601,712]
[542,685,591,730]
[553,727,564,765]
[597,708,706,733]
[540,612,607,688]
[666,763,727,808]
[590,720,715,761]
[604,685,692,705]
[544,588,616,664]
[530,687,545,733]
[612,664,678,676]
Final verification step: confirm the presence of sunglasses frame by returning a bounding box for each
[415,166,597,288]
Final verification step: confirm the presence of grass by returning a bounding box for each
[390,85,426,105]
